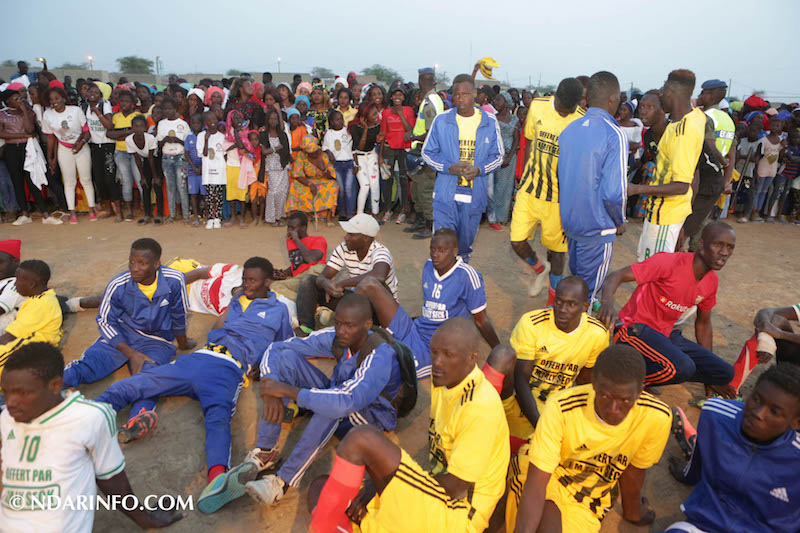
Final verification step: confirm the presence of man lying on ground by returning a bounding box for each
[201,293,413,514]
[667,364,800,533]
[0,343,183,532]
[92,257,292,512]
[308,317,509,533]
[509,345,671,533]
[62,238,195,442]
[356,228,499,378]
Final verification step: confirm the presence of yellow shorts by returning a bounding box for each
[505,445,602,533]
[226,166,246,201]
[509,195,567,253]
[502,394,535,441]
[355,450,479,533]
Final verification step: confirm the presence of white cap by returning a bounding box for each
[339,213,380,237]
[719,98,730,110]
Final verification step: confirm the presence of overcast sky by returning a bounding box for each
[4,0,799,100]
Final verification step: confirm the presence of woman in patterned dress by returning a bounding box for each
[287,135,338,225]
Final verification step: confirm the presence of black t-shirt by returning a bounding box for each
[697,115,724,195]
[350,124,380,152]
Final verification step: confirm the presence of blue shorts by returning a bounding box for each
[387,304,431,379]
[188,173,205,195]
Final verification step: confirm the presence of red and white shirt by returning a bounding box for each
[618,252,717,336]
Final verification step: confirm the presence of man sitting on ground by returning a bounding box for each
[505,276,609,450]
[93,257,293,512]
[296,213,399,333]
[309,317,509,533]
[728,304,800,394]
[206,294,407,514]
[356,228,499,379]
[0,259,62,379]
[62,238,195,441]
[0,343,183,532]
[0,239,24,333]
[597,222,735,394]
[667,364,800,533]
[509,345,671,533]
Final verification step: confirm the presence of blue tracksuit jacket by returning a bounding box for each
[557,107,627,244]
[421,106,504,216]
[97,266,189,346]
[681,398,800,533]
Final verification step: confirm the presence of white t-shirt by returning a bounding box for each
[196,130,227,185]
[737,137,763,178]
[41,106,87,145]
[326,240,399,300]
[0,277,25,333]
[85,101,113,145]
[156,118,190,156]
[0,392,126,533]
[322,128,353,161]
[125,132,157,158]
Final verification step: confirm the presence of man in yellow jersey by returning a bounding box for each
[505,277,609,449]
[510,78,586,306]
[309,317,509,533]
[628,70,705,261]
[509,345,671,533]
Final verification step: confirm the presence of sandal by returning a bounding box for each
[154,218,162,225]
[138,217,152,225]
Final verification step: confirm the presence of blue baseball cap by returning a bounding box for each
[701,79,727,90]
[418,67,435,76]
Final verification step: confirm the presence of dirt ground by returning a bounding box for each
[3,213,798,532]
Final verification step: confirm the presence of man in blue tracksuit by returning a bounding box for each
[63,238,194,425]
[666,364,800,533]
[558,71,627,303]
[209,293,404,512]
[422,73,503,262]
[96,257,293,505]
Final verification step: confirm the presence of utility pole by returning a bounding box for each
[537,73,542,92]
[727,79,732,98]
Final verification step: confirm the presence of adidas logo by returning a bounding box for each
[257,311,266,319]
[576,444,588,451]
[536,119,543,125]
[7,429,14,440]
[159,299,169,307]
[770,487,789,503]
[538,346,548,354]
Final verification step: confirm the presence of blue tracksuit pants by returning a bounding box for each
[256,349,389,488]
[567,238,614,303]
[614,324,734,386]
[64,332,176,420]
[96,352,244,471]
[433,188,481,263]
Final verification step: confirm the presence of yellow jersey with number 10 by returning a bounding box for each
[519,97,585,203]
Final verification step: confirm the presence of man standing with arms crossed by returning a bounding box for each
[405,67,444,240]
[558,71,628,304]
[509,78,585,305]
[629,70,706,261]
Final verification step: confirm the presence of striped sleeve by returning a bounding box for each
[793,304,800,322]
[96,274,129,347]
[326,243,346,272]
[370,245,393,267]
[481,113,504,175]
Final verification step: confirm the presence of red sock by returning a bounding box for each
[310,455,364,533]
[481,363,505,395]
[208,464,226,483]
[510,436,527,455]
[531,258,545,274]
[546,287,556,308]
[729,334,759,393]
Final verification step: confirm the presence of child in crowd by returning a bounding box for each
[736,120,764,222]
[108,90,142,221]
[126,116,162,225]
[248,131,267,225]
[351,83,363,106]
[184,113,205,226]
[287,108,306,159]
[745,116,785,222]
[210,103,225,124]
[197,111,226,229]
[295,95,312,129]
[261,108,292,226]
[223,110,247,228]
[146,104,163,133]
[335,88,357,128]
[765,127,799,222]
[156,97,191,223]
[379,84,415,222]
[322,110,356,219]
[350,102,382,215]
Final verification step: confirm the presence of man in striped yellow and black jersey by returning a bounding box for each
[509,345,671,533]
[505,277,609,446]
[628,69,705,261]
[510,78,586,306]
[309,318,509,533]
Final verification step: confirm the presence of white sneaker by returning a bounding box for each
[244,447,281,472]
[205,219,214,229]
[528,260,551,297]
[43,216,63,225]
[317,307,335,327]
[245,475,286,507]
[12,215,32,226]
[213,218,222,229]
